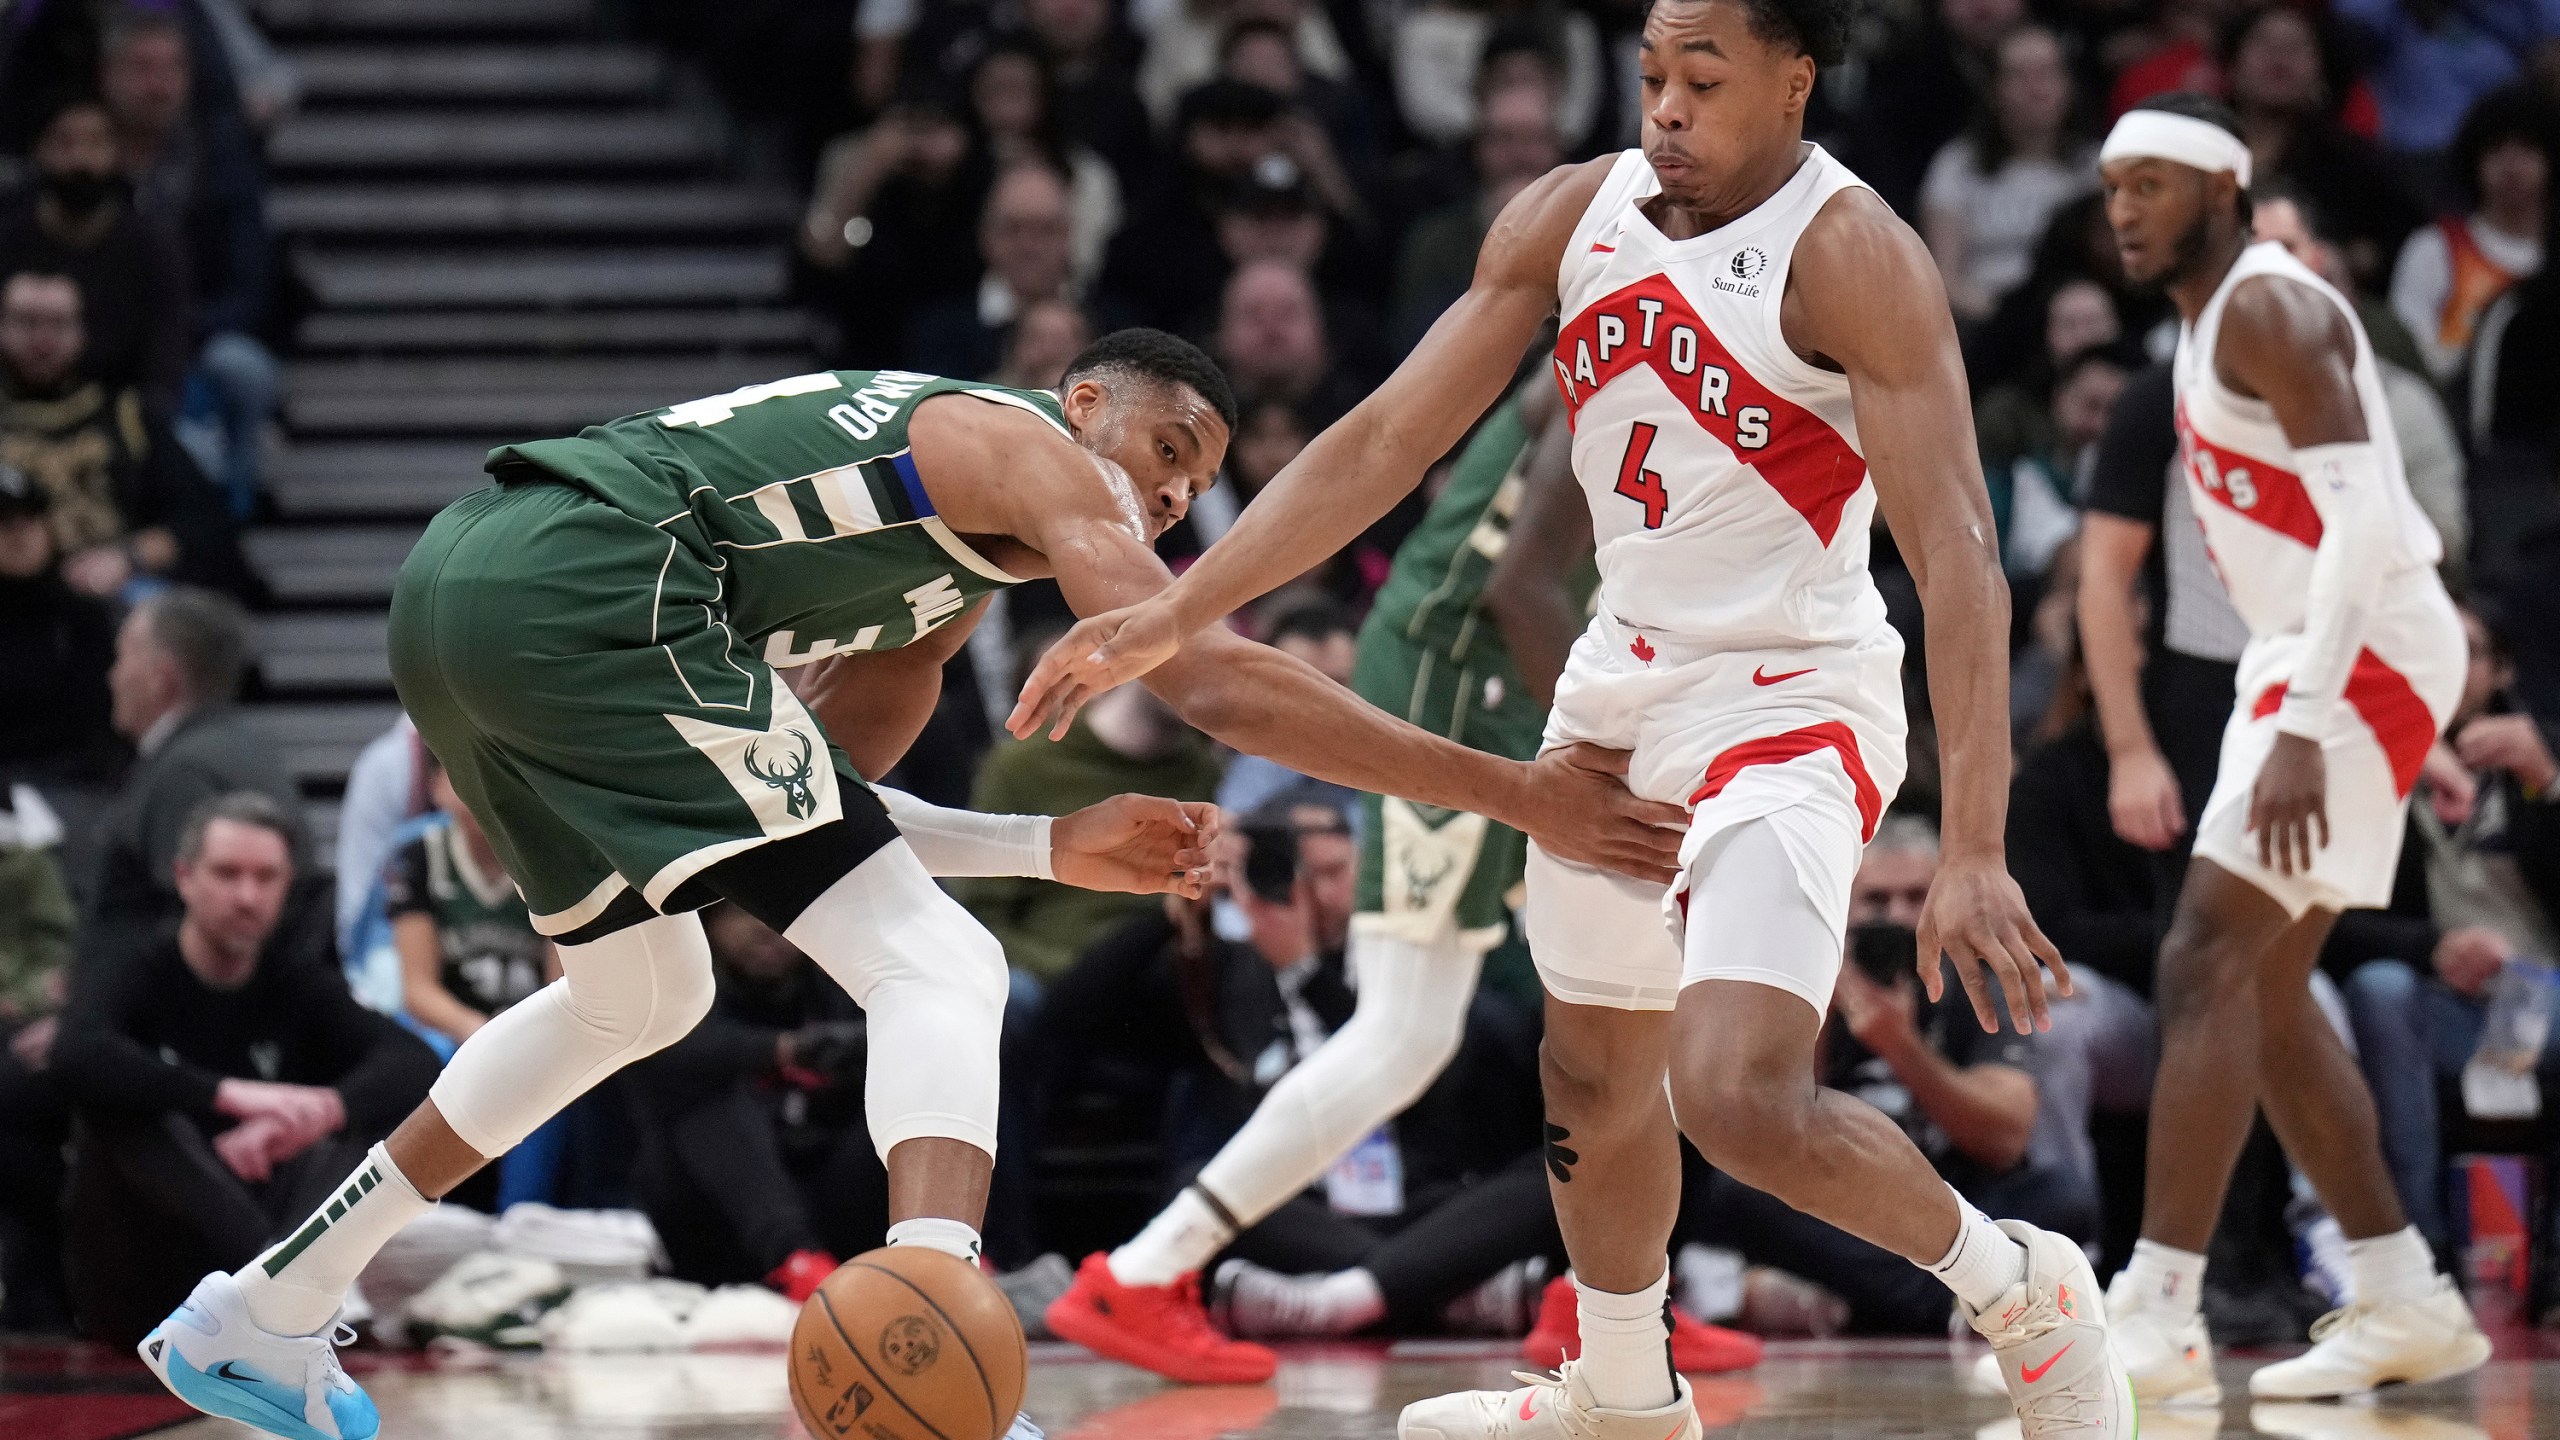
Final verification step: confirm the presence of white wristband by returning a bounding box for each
[875,786,1054,879]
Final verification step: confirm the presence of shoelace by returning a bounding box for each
[311,1323,362,1396]
[1975,1299,2110,1435]
[2305,1303,2372,1344]
[1499,1369,1605,1440]
[1163,1275,1238,1348]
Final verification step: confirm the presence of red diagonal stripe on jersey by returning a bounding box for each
[2175,402,2323,549]
[1687,720,1882,840]
[2247,649,2438,796]
[1553,273,1867,544]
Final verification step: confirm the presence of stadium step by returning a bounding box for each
[297,305,814,355]
[259,613,394,693]
[254,0,592,41]
[250,701,409,789]
[273,181,796,241]
[267,441,498,519]
[269,109,722,175]
[297,247,788,309]
[246,525,427,604]
[282,355,786,435]
[292,44,667,106]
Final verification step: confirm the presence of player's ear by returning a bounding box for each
[1784,53,1815,113]
[1061,376,1110,430]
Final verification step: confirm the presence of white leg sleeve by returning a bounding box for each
[1191,927,1481,1225]
[785,840,1010,1159]
[429,910,716,1156]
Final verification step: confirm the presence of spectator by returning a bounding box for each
[2335,0,2560,165]
[906,162,1083,381]
[1213,260,1370,427]
[331,716,421,958]
[1981,341,2131,584]
[99,8,277,519]
[1391,3,1602,152]
[1206,155,1387,346]
[1391,84,1564,353]
[1972,278,2121,472]
[0,461,116,784]
[2345,602,2560,1254]
[1225,396,1311,502]
[800,85,992,367]
[2390,87,2551,384]
[964,39,1124,286]
[1136,0,1357,131]
[386,756,554,1048]
[1842,0,2023,218]
[0,778,75,1331]
[193,0,301,132]
[2253,186,2470,560]
[87,587,307,957]
[1965,193,2171,395]
[0,96,192,415]
[988,297,1094,388]
[627,903,878,1299]
[0,272,250,601]
[1216,598,1362,824]
[2107,0,2242,118]
[50,791,437,1345]
[1101,80,1290,329]
[1018,0,1156,185]
[2222,5,2423,285]
[962,683,1223,980]
[1679,816,2090,1333]
[1920,24,2098,324]
[1213,15,1383,202]
[2010,619,2171,994]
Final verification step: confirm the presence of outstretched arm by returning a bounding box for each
[1791,188,2067,1034]
[1007,159,1610,738]
[2216,275,2381,876]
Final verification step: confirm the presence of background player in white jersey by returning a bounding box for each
[2093,96,2491,1406]
[1007,0,2132,1434]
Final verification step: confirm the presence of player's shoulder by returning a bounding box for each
[1478,155,1623,286]
[1792,183,1932,289]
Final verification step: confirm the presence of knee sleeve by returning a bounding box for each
[785,841,1009,1160]
[1193,928,1480,1225]
[430,911,716,1156]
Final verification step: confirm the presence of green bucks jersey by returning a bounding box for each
[486,370,1053,669]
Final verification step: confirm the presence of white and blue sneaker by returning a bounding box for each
[139,1271,379,1440]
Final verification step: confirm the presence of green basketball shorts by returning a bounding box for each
[388,480,894,937]
[1348,624,1542,950]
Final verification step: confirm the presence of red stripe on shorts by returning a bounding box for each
[1686,720,1882,841]
[2246,648,2438,797]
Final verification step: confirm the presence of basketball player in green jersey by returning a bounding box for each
[141,330,1687,1440]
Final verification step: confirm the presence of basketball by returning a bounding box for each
[788,1247,1026,1440]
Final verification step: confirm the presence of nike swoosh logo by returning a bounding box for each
[1751,665,1815,686]
[1519,1395,1541,1421]
[211,1361,263,1383]
[2020,1342,2072,1385]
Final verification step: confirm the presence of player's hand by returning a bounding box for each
[1008,601,1189,740]
[2455,714,2560,794]
[2106,745,2187,852]
[1833,962,1919,1053]
[2249,731,2329,876]
[215,1114,291,1183]
[1507,744,1688,886]
[1915,853,2070,1035]
[1051,795,1221,898]
[2432,925,2510,999]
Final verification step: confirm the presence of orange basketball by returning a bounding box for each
[789,1247,1027,1440]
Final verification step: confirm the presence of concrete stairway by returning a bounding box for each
[245,0,814,842]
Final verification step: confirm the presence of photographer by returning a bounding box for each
[1680,815,2092,1333]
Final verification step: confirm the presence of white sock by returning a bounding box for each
[1926,1194,2030,1314]
[1109,1186,1234,1287]
[1573,1267,1677,1411]
[236,1143,432,1337]
[886,1217,983,1265]
[2116,1238,2207,1322]
[2345,1226,2437,1306]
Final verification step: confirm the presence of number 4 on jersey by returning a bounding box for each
[1614,422,1667,529]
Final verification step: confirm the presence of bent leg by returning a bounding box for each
[2251,911,2409,1242]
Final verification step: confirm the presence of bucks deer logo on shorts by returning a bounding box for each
[1399,844,1456,910]
[744,729,821,819]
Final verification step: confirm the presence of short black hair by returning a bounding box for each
[1062,327,1241,434]
[1643,0,1853,70]
[2453,84,2556,205]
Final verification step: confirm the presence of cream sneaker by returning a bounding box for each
[1397,1363,1700,1440]
[2247,1278,2491,1400]
[1966,1221,2136,1438]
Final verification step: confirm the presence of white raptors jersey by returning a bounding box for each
[2174,239,2462,802]
[1552,144,1890,651]
[2174,240,2443,639]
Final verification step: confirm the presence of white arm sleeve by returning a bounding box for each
[2275,440,2393,740]
[875,786,1054,880]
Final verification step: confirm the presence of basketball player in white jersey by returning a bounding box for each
[1008,0,2133,1432]
[2093,95,2490,1405]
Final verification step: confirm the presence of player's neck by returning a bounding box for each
[1644,140,1807,241]
[2165,226,2251,322]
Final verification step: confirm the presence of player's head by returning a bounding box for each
[1635,0,1847,206]
[1058,327,1238,539]
[2099,94,2251,288]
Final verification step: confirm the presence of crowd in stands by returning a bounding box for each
[2,0,2560,1361]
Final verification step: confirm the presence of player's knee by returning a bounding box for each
[640,944,719,1051]
[2153,926,2259,1026]
[1679,1076,1814,1185]
[1538,1027,1656,1129]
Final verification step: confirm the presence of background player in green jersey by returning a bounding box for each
[1047,376,1642,1382]
[143,330,1685,1440]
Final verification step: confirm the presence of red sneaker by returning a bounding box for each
[1044,1252,1277,1384]
[767,1249,840,1305]
[1520,1275,1764,1375]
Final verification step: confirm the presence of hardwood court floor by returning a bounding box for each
[65,1334,2560,1440]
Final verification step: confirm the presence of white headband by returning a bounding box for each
[2099,110,2252,187]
